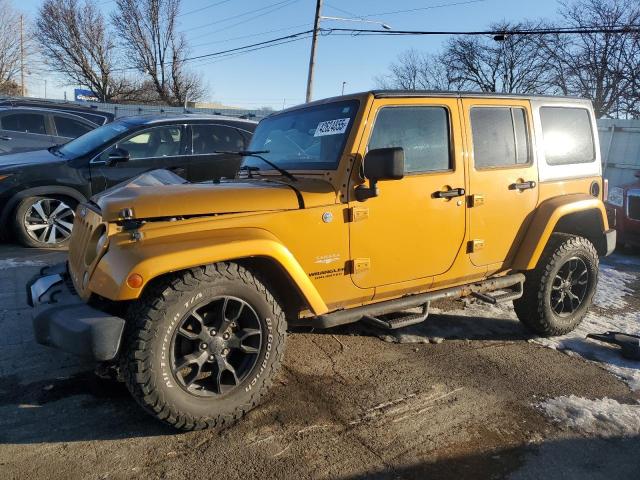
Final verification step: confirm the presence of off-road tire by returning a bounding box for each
[120,262,287,431]
[514,233,599,336]
[14,195,76,248]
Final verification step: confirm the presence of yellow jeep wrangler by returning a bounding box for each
[28,91,615,430]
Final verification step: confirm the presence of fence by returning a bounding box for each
[0,95,271,121]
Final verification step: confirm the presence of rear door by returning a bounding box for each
[89,124,189,192]
[188,123,247,182]
[461,99,539,267]
[51,113,96,144]
[0,110,53,154]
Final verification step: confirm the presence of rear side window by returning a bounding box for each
[368,106,451,173]
[540,107,595,165]
[0,113,47,134]
[470,107,530,168]
[54,116,93,138]
[192,124,246,154]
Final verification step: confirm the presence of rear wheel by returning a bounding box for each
[120,263,287,431]
[14,196,76,248]
[514,234,599,336]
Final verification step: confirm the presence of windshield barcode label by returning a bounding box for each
[314,118,350,137]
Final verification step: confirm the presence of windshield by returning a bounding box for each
[58,120,130,158]
[245,99,359,170]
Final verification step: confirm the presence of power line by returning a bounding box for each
[324,0,486,20]
[178,0,233,18]
[190,22,311,49]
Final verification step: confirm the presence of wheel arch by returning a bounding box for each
[87,228,329,316]
[512,194,609,270]
[1,185,86,226]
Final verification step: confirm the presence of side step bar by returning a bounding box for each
[363,302,430,330]
[303,273,525,329]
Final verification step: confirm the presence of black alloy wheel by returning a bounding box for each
[172,296,262,397]
[550,257,589,317]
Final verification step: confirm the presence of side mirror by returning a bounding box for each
[355,147,404,201]
[106,147,130,166]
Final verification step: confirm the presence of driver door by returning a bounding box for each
[349,98,467,290]
[89,124,188,192]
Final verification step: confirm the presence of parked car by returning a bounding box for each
[606,170,640,249]
[27,91,614,430]
[0,114,256,247]
[0,98,114,124]
[0,106,109,155]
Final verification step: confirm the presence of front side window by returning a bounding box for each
[59,120,129,158]
[471,107,530,168]
[245,100,359,170]
[368,106,451,173]
[54,115,93,138]
[115,126,184,160]
[1,113,47,134]
[192,124,245,154]
[540,107,595,165]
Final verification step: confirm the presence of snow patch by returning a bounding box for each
[539,395,640,437]
[593,265,635,309]
[0,258,46,270]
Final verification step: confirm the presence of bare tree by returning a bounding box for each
[540,0,640,118]
[379,22,553,95]
[35,0,134,102]
[0,0,25,94]
[112,0,204,106]
[375,49,464,91]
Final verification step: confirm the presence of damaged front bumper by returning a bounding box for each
[27,263,125,362]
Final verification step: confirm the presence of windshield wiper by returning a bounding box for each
[214,150,296,182]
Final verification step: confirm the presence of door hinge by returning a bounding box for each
[468,239,485,253]
[468,194,485,207]
[351,258,371,274]
[349,206,369,222]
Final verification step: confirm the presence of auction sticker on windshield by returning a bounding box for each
[314,118,350,137]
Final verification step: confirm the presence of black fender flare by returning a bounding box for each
[1,186,87,227]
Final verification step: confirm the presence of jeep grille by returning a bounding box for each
[68,204,107,300]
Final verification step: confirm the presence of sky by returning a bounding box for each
[19,0,563,109]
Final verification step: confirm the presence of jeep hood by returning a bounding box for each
[93,169,338,222]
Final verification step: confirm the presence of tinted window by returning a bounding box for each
[59,121,129,158]
[540,107,595,165]
[192,124,245,154]
[368,107,451,173]
[113,126,183,160]
[1,113,47,134]
[54,116,93,138]
[471,107,529,168]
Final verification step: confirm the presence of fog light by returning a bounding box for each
[127,273,143,289]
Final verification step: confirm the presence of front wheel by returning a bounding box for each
[514,234,599,337]
[14,196,76,248]
[120,263,287,431]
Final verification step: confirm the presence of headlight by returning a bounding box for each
[607,187,625,207]
[0,174,13,181]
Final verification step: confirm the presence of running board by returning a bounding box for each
[363,303,430,330]
[471,281,523,305]
[297,273,526,329]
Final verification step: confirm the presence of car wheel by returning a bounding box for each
[120,262,287,431]
[14,196,77,248]
[514,233,599,337]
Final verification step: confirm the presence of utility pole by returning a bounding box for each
[341,81,346,95]
[20,15,25,97]
[305,0,323,103]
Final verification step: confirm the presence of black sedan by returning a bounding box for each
[0,114,256,248]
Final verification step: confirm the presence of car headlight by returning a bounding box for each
[607,187,625,208]
[0,174,13,181]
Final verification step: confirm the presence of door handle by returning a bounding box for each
[0,136,11,141]
[433,187,466,199]
[509,181,536,191]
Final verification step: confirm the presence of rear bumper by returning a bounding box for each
[27,263,125,362]
[604,228,617,256]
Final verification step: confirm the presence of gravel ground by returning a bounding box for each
[0,244,639,480]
